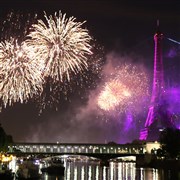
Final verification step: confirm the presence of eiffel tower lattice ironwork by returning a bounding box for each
[139,22,175,141]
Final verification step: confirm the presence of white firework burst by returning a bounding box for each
[25,11,92,82]
[0,38,44,107]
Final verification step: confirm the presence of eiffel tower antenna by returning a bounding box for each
[157,19,159,27]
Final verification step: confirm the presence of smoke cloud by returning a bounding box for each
[22,51,151,144]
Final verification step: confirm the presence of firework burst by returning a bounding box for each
[97,79,131,111]
[97,63,149,113]
[25,11,92,82]
[0,38,44,107]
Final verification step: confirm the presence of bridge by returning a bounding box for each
[8,143,148,157]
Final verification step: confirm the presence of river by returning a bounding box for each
[39,160,179,180]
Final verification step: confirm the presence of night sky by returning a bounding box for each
[0,1,179,144]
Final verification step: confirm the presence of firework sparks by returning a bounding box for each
[25,11,92,82]
[0,38,44,107]
[36,44,104,114]
[0,11,37,41]
[97,80,131,111]
[97,64,149,113]
[35,78,64,114]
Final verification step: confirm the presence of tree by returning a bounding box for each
[0,124,7,151]
[159,128,180,158]
[0,124,13,152]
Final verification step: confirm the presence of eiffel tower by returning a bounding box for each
[139,21,175,141]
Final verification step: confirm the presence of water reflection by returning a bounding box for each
[61,160,176,180]
[9,158,179,179]
[41,174,64,180]
[63,161,157,180]
[136,168,159,180]
[111,162,136,180]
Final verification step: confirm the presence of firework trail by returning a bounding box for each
[167,38,180,45]
[0,38,44,107]
[25,11,92,83]
[97,64,149,113]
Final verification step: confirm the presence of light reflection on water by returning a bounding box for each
[38,160,179,180]
[42,161,163,180]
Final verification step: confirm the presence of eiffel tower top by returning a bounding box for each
[154,19,163,39]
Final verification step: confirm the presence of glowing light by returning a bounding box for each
[0,154,14,162]
[25,11,92,83]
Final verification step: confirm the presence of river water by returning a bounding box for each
[39,160,179,180]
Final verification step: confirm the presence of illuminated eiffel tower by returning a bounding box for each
[139,21,175,141]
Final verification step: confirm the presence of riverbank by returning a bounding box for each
[150,159,180,170]
[136,154,180,170]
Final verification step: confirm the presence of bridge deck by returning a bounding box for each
[8,143,145,155]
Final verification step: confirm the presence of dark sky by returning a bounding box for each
[0,1,180,143]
